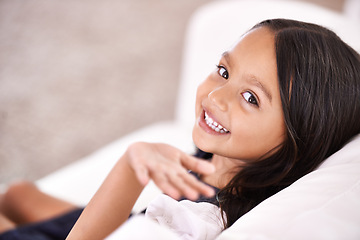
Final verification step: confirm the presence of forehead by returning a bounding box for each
[226,27,277,77]
[229,27,275,62]
[224,27,279,104]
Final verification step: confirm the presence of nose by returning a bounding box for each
[208,86,229,111]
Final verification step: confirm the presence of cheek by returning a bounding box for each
[257,121,285,154]
[230,116,285,159]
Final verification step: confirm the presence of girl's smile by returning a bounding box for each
[199,109,230,135]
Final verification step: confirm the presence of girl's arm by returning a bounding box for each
[66,142,215,240]
[66,150,143,240]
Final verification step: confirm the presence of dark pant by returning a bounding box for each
[0,208,83,240]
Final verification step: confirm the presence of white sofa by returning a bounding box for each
[36,1,360,239]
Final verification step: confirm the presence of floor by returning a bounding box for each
[0,0,346,184]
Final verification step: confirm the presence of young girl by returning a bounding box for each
[1,18,360,240]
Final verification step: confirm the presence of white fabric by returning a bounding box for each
[344,0,360,22]
[145,194,223,240]
[105,215,181,240]
[217,134,360,240]
[106,194,223,240]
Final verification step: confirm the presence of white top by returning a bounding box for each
[106,194,224,240]
[146,194,224,240]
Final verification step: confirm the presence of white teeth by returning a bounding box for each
[204,112,229,133]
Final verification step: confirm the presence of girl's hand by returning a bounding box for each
[125,142,216,201]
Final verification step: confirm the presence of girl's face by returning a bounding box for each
[192,27,286,162]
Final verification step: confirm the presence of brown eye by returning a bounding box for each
[242,91,259,106]
[216,65,229,79]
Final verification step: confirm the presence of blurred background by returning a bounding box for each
[0,0,348,184]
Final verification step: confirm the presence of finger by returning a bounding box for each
[168,168,215,199]
[150,172,182,200]
[167,172,200,201]
[180,171,215,198]
[181,154,215,175]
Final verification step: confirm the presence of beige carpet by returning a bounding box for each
[0,0,345,184]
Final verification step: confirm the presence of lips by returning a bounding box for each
[204,112,229,133]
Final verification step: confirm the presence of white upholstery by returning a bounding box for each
[217,134,360,240]
[344,0,360,22]
[36,0,360,239]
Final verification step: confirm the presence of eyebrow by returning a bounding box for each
[221,51,273,103]
[221,52,232,68]
[247,75,273,103]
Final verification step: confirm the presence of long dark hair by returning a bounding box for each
[217,19,360,228]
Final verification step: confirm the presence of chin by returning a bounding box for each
[192,127,208,151]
